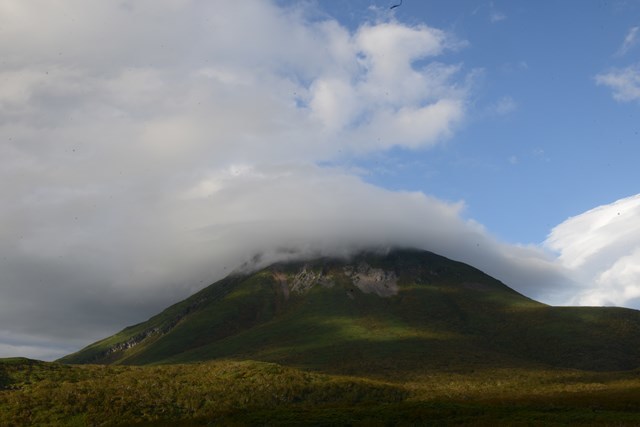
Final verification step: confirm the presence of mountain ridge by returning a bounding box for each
[59,248,640,374]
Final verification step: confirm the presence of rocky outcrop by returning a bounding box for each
[343,263,398,297]
[274,262,398,298]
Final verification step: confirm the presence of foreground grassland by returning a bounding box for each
[2,358,640,426]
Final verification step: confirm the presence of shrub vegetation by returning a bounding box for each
[2,358,640,426]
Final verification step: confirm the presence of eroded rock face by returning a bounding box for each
[273,266,334,298]
[344,263,398,297]
[274,262,398,299]
[291,266,334,294]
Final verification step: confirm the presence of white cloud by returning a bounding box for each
[595,64,640,102]
[617,26,639,56]
[0,0,575,360]
[545,194,640,307]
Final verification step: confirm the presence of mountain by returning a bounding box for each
[60,248,640,373]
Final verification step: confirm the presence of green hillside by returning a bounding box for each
[60,249,640,373]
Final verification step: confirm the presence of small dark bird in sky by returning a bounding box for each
[390,0,402,10]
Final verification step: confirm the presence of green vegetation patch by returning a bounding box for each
[3,359,640,426]
[0,359,405,426]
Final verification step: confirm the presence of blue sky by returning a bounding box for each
[1,0,640,360]
[313,0,640,244]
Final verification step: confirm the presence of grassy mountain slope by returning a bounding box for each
[60,249,640,373]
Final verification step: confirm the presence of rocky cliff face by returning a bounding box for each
[273,261,398,298]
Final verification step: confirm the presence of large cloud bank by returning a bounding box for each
[0,1,631,360]
[546,194,640,307]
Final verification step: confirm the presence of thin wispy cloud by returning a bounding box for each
[596,25,640,101]
[471,2,507,23]
[489,96,517,116]
[489,2,507,23]
[616,26,639,56]
[595,64,640,102]
[490,11,507,23]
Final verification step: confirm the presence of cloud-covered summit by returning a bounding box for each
[1,0,637,360]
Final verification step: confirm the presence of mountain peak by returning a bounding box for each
[60,248,640,373]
